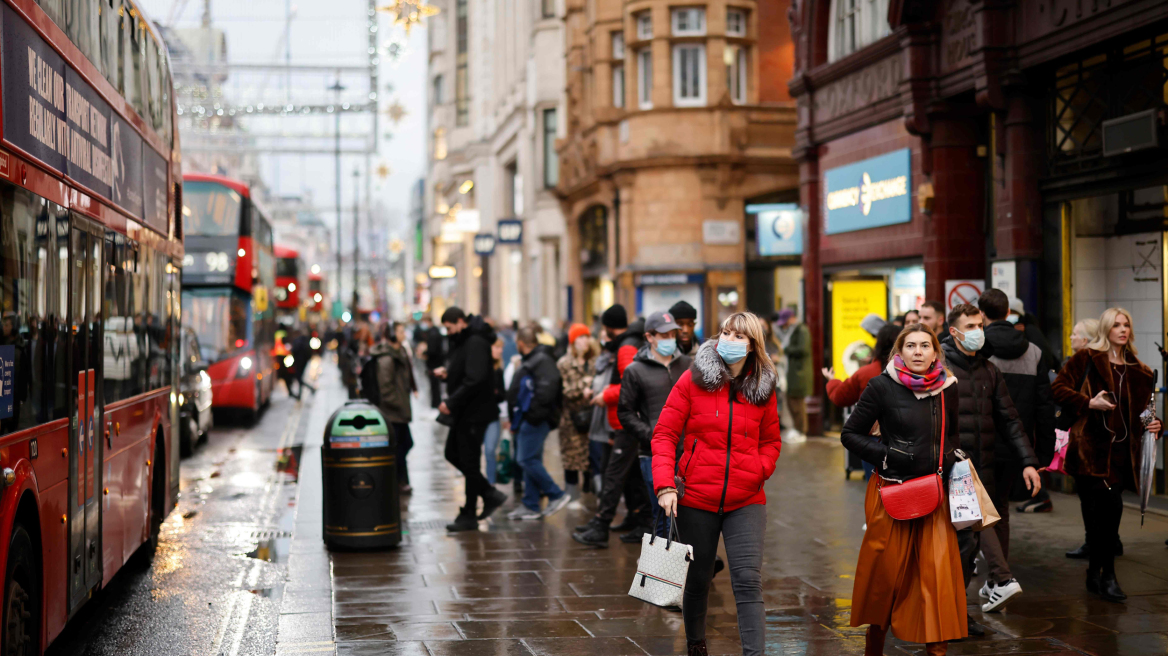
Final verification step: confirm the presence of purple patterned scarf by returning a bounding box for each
[891,354,947,394]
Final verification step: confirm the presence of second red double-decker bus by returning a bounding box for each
[0,0,183,651]
[180,173,277,420]
[274,245,307,326]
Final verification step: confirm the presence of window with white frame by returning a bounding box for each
[637,48,653,109]
[827,0,891,62]
[671,8,706,36]
[613,64,625,107]
[612,31,625,59]
[636,12,652,40]
[724,44,746,104]
[726,8,746,37]
[672,44,706,106]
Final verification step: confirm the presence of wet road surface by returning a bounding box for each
[47,364,317,656]
[278,361,1168,656]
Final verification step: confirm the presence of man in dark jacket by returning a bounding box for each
[439,307,508,531]
[575,305,651,547]
[370,322,416,492]
[505,328,570,520]
[943,303,1043,623]
[979,289,1057,513]
[617,311,692,541]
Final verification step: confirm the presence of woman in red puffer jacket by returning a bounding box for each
[652,312,782,656]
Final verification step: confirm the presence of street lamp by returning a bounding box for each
[352,168,361,314]
[328,77,346,315]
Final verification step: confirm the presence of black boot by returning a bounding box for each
[478,489,508,520]
[445,507,478,532]
[966,616,985,637]
[612,512,644,533]
[686,640,708,656]
[619,521,652,544]
[572,518,610,548]
[1066,543,1089,559]
[1086,569,1100,595]
[1097,571,1127,603]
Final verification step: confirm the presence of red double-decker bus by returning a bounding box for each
[308,270,326,314]
[0,0,182,651]
[274,245,307,324]
[180,173,277,420]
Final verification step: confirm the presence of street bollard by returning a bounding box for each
[321,400,401,550]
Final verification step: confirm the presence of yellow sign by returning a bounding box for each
[831,280,886,380]
[254,285,269,312]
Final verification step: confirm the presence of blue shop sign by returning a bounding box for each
[497,219,523,244]
[823,148,912,234]
[747,203,803,256]
[473,233,496,255]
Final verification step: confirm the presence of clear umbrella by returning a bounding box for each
[1139,371,1159,526]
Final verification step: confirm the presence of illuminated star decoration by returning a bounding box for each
[381,35,410,66]
[376,0,440,35]
[385,101,407,124]
[377,163,392,179]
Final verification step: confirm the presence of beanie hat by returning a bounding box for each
[668,300,697,321]
[601,304,628,328]
[568,323,591,345]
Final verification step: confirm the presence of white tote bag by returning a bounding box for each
[949,459,983,531]
[629,517,693,609]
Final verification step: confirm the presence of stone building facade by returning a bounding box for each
[787,0,1168,437]
[423,0,568,322]
[556,0,798,332]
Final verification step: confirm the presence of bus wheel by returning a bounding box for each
[3,525,39,656]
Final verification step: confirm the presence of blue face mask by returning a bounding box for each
[955,327,984,352]
[1007,314,1020,324]
[716,339,748,364]
[655,338,677,357]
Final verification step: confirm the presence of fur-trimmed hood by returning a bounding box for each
[690,340,776,406]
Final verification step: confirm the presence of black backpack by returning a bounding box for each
[359,354,389,404]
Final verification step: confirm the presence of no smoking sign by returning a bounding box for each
[945,280,984,311]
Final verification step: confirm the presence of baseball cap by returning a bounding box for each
[645,311,681,335]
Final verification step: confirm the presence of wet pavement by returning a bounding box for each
[47,362,318,656]
[269,361,1168,656]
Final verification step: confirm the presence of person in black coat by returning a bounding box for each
[942,304,1042,622]
[505,329,570,520]
[422,317,446,409]
[438,308,508,531]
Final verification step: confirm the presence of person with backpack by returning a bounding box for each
[505,327,571,520]
[365,322,418,493]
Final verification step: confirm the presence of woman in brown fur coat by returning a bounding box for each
[1052,307,1161,603]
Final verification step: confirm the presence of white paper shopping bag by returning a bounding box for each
[949,459,983,531]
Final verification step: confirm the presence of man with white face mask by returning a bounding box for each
[940,303,1042,629]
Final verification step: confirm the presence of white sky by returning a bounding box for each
[138,0,428,240]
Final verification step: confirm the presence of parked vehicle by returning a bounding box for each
[179,329,215,456]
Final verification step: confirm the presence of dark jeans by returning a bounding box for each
[639,456,668,538]
[444,419,493,511]
[392,422,413,487]
[677,504,766,656]
[595,431,650,524]
[987,457,1019,581]
[1075,475,1124,574]
[517,421,564,511]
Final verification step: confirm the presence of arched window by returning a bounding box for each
[826,0,891,62]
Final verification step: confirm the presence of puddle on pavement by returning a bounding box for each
[232,445,304,599]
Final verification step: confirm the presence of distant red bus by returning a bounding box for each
[180,173,277,419]
[0,0,183,651]
[308,271,326,313]
[274,245,307,322]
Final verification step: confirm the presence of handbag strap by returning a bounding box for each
[937,386,946,474]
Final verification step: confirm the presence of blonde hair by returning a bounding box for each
[718,312,777,380]
[1072,318,1099,343]
[1088,307,1137,355]
[492,337,505,370]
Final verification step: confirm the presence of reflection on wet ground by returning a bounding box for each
[273,363,1168,656]
[47,362,319,656]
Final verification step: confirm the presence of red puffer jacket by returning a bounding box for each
[651,340,783,514]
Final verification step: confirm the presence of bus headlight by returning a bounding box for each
[178,393,186,406]
[284,355,295,367]
[313,293,322,303]
[309,337,321,350]
[288,282,296,292]
[240,356,253,370]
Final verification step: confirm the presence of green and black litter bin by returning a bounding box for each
[322,400,401,550]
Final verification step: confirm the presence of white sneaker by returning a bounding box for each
[542,493,572,517]
[508,506,543,521]
[783,430,807,444]
[982,579,1022,612]
[978,580,994,599]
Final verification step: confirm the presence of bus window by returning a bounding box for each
[146,35,163,133]
[0,181,71,434]
[181,289,249,363]
[183,182,243,236]
[103,232,138,403]
[100,0,121,85]
[122,4,143,118]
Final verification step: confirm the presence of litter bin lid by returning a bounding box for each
[327,403,390,449]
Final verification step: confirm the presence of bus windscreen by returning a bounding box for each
[181,288,250,362]
[184,181,243,237]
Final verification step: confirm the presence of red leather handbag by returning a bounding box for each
[878,391,946,521]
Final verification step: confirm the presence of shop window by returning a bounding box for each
[827,0,890,62]
[638,48,653,109]
[725,44,746,104]
[726,8,746,37]
[672,44,706,107]
[636,12,652,40]
[671,8,705,36]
